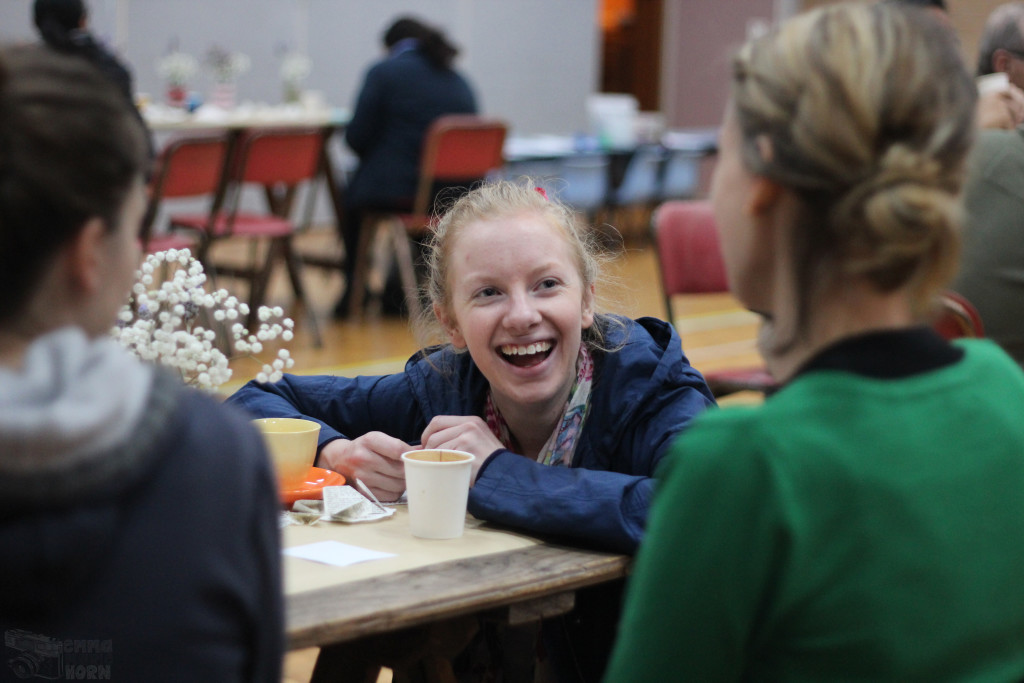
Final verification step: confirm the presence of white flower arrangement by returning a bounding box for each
[280,52,312,84]
[205,46,251,83]
[156,51,198,87]
[111,249,295,390]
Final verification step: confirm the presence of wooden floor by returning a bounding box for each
[208,227,762,683]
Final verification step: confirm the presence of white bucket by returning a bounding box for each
[587,93,639,150]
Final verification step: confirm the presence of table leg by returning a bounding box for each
[310,617,478,683]
[309,642,380,683]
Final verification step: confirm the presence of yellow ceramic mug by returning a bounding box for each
[252,418,321,490]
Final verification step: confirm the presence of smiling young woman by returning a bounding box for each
[230,179,714,548]
[228,178,715,680]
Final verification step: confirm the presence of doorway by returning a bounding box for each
[600,0,663,111]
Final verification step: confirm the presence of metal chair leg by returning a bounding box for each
[390,218,423,322]
[347,214,380,319]
[282,236,322,348]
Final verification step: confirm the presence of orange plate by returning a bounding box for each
[281,466,346,506]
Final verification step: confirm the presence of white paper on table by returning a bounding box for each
[284,540,396,567]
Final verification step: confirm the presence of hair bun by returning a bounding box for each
[833,144,959,289]
[878,143,945,186]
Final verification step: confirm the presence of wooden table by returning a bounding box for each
[502,127,719,220]
[283,508,631,680]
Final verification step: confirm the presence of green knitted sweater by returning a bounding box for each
[607,339,1024,682]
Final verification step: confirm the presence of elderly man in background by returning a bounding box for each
[952,2,1024,366]
[887,0,1024,127]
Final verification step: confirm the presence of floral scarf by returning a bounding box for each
[484,345,594,467]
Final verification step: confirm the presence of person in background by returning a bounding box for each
[886,0,1024,129]
[336,15,479,318]
[33,0,133,104]
[606,3,1024,681]
[230,179,715,681]
[953,1,1024,366]
[977,1,1024,89]
[0,45,282,681]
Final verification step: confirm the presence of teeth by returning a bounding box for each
[501,341,552,356]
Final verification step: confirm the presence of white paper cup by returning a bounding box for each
[978,72,1010,96]
[253,418,321,490]
[401,449,475,539]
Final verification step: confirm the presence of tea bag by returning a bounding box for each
[279,507,320,528]
[279,501,324,528]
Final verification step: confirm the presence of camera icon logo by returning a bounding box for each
[4,629,63,680]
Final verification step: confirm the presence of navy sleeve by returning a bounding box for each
[469,452,655,554]
[467,331,715,555]
[167,392,286,681]
[468,390,713,554]
[226,372,426,451]
[235,420,285,683]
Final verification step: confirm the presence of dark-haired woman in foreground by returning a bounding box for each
[0,44,282,682]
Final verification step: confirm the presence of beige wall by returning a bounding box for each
[658,0,1005,130]
[799,1,1008,72]
[661,0,776,128]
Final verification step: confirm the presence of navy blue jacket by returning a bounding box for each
[344,48,477,209]
[0,372,283,682]
[228,316,714,554]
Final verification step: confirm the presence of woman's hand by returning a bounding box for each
[319,432,409,502]
[421,415,504,484]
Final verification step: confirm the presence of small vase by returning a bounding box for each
[166,84,187,108]
[211,81,236,110]
[283,81,302,105]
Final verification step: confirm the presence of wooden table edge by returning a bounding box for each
[285,542,631,650]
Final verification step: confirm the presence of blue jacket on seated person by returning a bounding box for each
[227,315,715,554]
[344,46,477,211]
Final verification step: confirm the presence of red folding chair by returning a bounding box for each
[651,202,987,398]
[349,115,508,320]
[139,134,230,254]
[170,127,325,346]
[930,290,985,340]
[650,200,777,397]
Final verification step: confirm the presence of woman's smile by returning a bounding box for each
[498,339,554,368]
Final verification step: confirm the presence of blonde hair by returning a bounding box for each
[415,178,621,350]
[731,2,976,328]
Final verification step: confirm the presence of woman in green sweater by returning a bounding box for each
[606,3,1024,681]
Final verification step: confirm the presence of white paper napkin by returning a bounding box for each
[284,540,395,567]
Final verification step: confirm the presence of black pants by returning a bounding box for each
[336,201,413,317]
[338,182,480,317]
